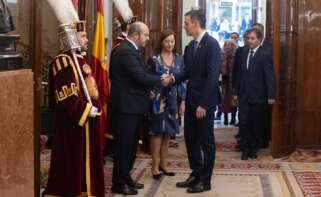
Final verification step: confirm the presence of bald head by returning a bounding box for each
[128,22,146,36]
[127,22,150,48]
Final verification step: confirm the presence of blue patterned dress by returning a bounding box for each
[147,54,186,136]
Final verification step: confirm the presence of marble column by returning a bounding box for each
[0,69,34,197]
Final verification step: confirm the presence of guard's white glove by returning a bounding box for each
[89,106,98,118]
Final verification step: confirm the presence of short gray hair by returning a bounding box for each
[252,23,265,34]
[128,22,142,36]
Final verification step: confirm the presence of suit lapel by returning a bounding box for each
[186,42,195,65]
[243,47,250,71]
[137,51,148,71]
[249,46,262,70]
[243,46,262,71]
[192,33,208,65]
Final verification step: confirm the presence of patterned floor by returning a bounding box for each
[104,159,321,197]
[40,120,321,197]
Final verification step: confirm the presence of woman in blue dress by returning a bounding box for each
[147,29,186,179]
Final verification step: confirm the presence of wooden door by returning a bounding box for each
[143,0,183,59]
[112,0,182,59]
[295,0,321,148]
[264,0,296,157]
[31,1,42,196]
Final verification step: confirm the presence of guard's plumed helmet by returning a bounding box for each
[46,0,85,52]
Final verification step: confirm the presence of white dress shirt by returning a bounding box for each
[195,30,206,47]
[246,44,261,69]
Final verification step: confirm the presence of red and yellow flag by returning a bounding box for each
[71,0,78,9]
[91,0,110,148]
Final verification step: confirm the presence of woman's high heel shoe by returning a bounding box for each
[152,173,162,180]
[159,166,175,176]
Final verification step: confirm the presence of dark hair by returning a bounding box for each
[184,10,206,29]
[243,29,251,39]
[120,22,129,32]
[231,32,239,37]
[252,23,265,33]
[128,23,142,36]
[155,29,176,54]
[248,28,264,40]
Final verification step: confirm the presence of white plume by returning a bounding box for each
[47,0,79,24]
[113,0,133,22]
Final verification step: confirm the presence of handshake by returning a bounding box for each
[160,73,174,87]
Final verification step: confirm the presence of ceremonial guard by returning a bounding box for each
[43,0,105,196]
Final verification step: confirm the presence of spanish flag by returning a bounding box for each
[71,0,78,8]
[91,0,110,150]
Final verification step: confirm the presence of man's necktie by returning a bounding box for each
[248,49,254,69]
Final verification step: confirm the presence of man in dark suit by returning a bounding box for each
[252,23,273,149]
[172,10,221,193]
[232,30,250,151]
[236,28,276,160]
[109,22,171,195]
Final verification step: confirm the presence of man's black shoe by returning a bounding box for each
[241,152,249,160]
[187,182,211,193]
[152,173,162,180]
[128,181,144,189]
[204,183,211,191]
[176,176,197,188]
[250,152,258,159]
[111,184,138,195]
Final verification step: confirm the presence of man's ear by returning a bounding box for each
[192,19,199,28]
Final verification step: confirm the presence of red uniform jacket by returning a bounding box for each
[44,52,105,197]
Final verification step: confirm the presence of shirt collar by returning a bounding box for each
[250,43,261,54]
[260,38,265,46]
[195,30,206,43]
[126,38,139,50]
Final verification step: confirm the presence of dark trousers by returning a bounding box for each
[261,105,272,146]
[112,113,141,186]
[239,100,268,154]
[184,105,215,184]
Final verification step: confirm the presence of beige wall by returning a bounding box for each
[182,0,194,52]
